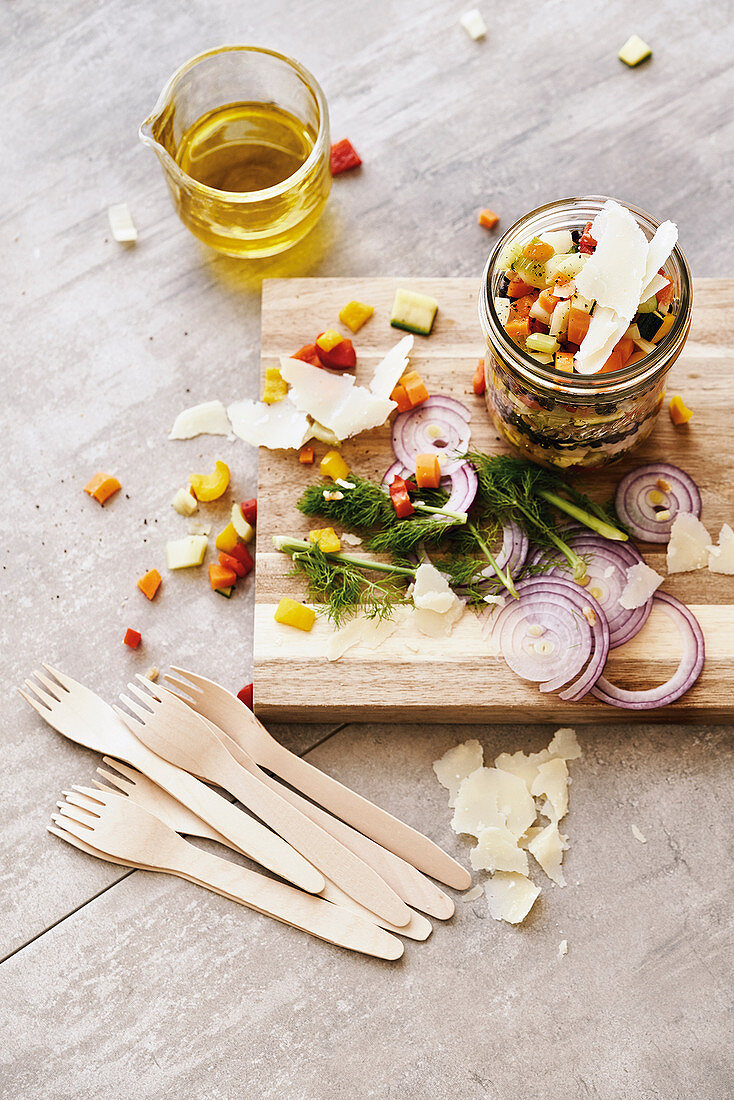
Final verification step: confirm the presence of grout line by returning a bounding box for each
[300,722,349,757]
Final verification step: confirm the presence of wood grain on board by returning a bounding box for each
[255,277,734,722]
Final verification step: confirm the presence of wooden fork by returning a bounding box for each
[18,665,323,894]
[115,681,411,928]
[93,761,431,942]
[51,788,403,961]
[166,666,471,891]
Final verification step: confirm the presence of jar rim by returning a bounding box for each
[478,195,693,397]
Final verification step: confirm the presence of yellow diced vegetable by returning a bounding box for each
[166,535,208,570]
[338,300,374,333]
[274,597,316,632]
[669,395,693,426]
[308,527,341,553]
[315,328,344,353]
[190,460,230,502]
[320,449,350,481]
[231,503,254,543]
[171,487,197,516]
[262,366,288,404]
[215,522,239,553]
[618,34,652,67]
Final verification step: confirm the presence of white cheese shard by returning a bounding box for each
[452,767,536,840]
[462,884,484,902]
[558,939,568,957]
[575,200,649,320]
[642,273,670,303]
[619,561,664,609]
[631,824,647,844]
[546,727,582,761]
[410,563,465,637]
[369,335,413,399]
[575,306,629,376]
[518,825,545,850]
[227,397,311,450]
[433,739,484,807]
[340,532,363,546]
[471,825,529,875]
[171,487,198,516]
[459,8,487,39]
[527,822,569,886]
[707,523,734,574]
[639,221,678,301]
[485,872,540,924]
[169,400,231,440]
[325,612,403,662]
[279,354,397,441]
[494,750,542,792]
[667,512,712,574]
[188,521,211,536]
[531,758,569,823]
[495,728,581,793]
[108,202,137,243]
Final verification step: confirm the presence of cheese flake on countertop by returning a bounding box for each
[227,397,311,450]
[452,767,536,840]
[108,202,137,242]
[459,8,487,39]
[619,561,664,609]
[462,884,484,902]
[495,727,581,792]
[433,739,484,807]
[527,822,569,886]
[631,824,648,844]
[169,400,231,440]
[667,512,712,574]
[368,335,413,400]
[485,872,540,924]
[707,523,734,574]
[470,825,529,875]
[558,939,568,957]
[531,758,569,822]
[325,612,404,661]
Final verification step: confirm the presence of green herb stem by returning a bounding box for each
[537,489,628,542]
[414,503,467,524]
[468,522,519,598]
[273,536,416,578]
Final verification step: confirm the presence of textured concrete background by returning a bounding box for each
[2,1,733,1097]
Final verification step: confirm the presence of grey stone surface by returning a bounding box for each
[2,0,734,1096]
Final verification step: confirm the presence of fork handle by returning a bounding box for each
[167,844,403,961]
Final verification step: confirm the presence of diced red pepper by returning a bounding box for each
[219,551,247,578]
[389,475,414,518]
[579,222,597,254]
[472,359,486,396]
[657,281,674,310]
[330,138,362,175]
[237,683,254,709]
[511,293,537,319]
[292,344,322,367]
[228,542,254,575]
[241,499,257,526]
[123,628,141,649]
[315,334,357,370]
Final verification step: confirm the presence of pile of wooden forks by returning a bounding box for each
[20,666,470,961]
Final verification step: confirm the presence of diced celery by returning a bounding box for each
[514,257,548,288]
[166,535,208,570]
[618,35,652,67]
[497,239,525,271]
[637,294,658,314]
[545,252,588,283]
[540,230,573,255]
[527,351,554,365]
[526,333,560,354]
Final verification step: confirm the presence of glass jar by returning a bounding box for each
[478,196,692,470]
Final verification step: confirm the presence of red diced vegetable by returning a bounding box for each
[228,542,254,574]
[330,138,362,175]
[657,281,674,310]
[237,683,254,709]
[292,344,322,367]
[299,446,315,464]
[124,628,141,649]
[472,359,486,395]
[219,551,247,578]
[389,475,414,518]
[241,499,257,526]
[315,334,357,370]
[507,277,535,298]
[579,222,597,253]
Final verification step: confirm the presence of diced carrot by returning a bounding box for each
[84,472,121,505]
[511,293,537,319]
[401,370,429,407]
[507,277,535,298]
[292,344,322,367]
[472,359,486,395]
[567,307,591,346]
[669,394,693,425]
[137,568,162,601]
[123,628,141,649]
[523,239,554,263]
[389,382,413,413]
[506,317,531,342]
[237,683,254,709]
[415,454,442,489]
[616,336,635,366]
[478,208,500,230]
[208,562,237,590]
[538,288,557,313]
[299,445,315,464]
[626,350,646,366]
[600,347,624,374]
[555,352,575,373]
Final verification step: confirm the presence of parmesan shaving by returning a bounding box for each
[433,740,484,807]
[462,884,484,902]
[470,825,529,875]
[485,872,540,924]
[107,202,137,243]
[169,400,231,440]
[227,397,311,450]
[531,758,569,822]
[368,335,414,399]
[280,351,399,440]
[666,512,712,574]
[410,563,465,637]
[619,562,664,609]
[340,532,363,546]
[527,822,569,886]
[639,220,678,301]
[326,612,404,661]
[574,200,649,321]
[707,523,734,574]
[631,824,647,844]
[453,767,536,840]
[558,939,568,957]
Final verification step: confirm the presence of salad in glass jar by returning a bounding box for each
[478,197,692,470]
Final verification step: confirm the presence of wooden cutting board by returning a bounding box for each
[255,277,734,723]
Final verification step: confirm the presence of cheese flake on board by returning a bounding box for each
[410,563,465,636]
[227,397,311,450]
[667,512,712,574]
[470,825,529,875]
[369,335,413,399]
[169,400,231,440]
[279,356,396,440]
[531,758,569,822]
[527,822,569,886]
[707,523,734,574]
[433,740,484,807]
[485,872,540,924]
[325,612,404,661]
[619,562,664,609]
[452,767,536,840]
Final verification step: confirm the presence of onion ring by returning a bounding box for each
[614,463,701,543]
[391,396,472,475]
[382,459,478,514]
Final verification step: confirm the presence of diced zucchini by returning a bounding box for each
[529,300,552,325]
[636,311,665,341]
[526,333,560,355]
[166,535,208,570]
[539,230,573,255]
[637,294,658,314]
[494,297,511,327]
[215,586,234,598]
[545,252,588,283]
[390,289,438,336]
[549,298,572,338]
[618,35,652,67]
[497,239,525,271]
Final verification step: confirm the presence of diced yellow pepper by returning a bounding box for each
[315,328,345,353]
[320,449,350,481]
[308,527,341,553]
[274,597,316,632]
[338,300,374,333]
[215,522,239,553]
[669,395,693,426]
[190,460,230,502]
[262,366,288,404]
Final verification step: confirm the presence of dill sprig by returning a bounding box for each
[367,516,459,554]
[298,476,468,530]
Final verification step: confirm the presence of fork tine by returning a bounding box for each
[92,779,118,794]
[134,674,166,701]
[32,670,65,699]
[56,803,97,828]
[168,667,206,693]
[116,694,152,723]
[162,676,198,702]
[41,664,76,692]
[101,757,139,782]
[18,687,51,714]
[124,682,160,710]
[70,784,108,805]
[24,678,58,705]
[62,790,103,814]
[96,765,133,792]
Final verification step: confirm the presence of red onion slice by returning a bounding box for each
[614,464,701,543]
[493,519,529,577]
[381,459,478,514]
[392,396,472,475]
[492,576,609,701]
[590,592,704,709]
